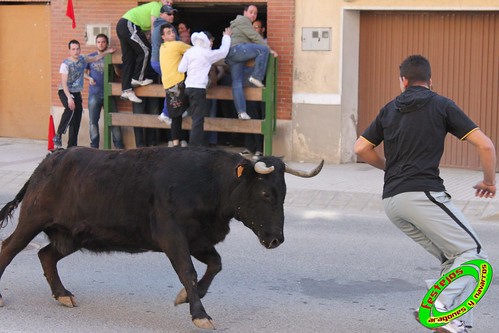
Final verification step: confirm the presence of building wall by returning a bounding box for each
[3,0,499,164]
[0,4,51,140]
[292,0,499,164]
[358,11,499,170]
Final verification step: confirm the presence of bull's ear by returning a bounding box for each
[235,159,253,178]
[236,164,245,178]
[235,160,252,178]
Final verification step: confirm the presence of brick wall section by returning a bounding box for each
[267,0,294,119]
[50,0,294,120]
[51,0,133,110]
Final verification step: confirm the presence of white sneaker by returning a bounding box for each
[167,141,174,147]
[434,320,468,333]
[413,310,468,333]
[158,113,172,125]
[180,140,188,147]
[121,90,142,103]
[239,149,252,156]
[238,112,251,120]
[131,78,153,87]
[249,76,264,88]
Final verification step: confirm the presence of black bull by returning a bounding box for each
[0,146,323,329]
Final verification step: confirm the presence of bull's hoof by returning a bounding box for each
[193,318,216,330]
[57,295,77,307]
[174,288,188,305]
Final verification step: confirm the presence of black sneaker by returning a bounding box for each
[53,134,62,148]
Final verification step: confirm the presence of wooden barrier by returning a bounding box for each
[103,52,277,154]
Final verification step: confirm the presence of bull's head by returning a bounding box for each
[233,157,324,249]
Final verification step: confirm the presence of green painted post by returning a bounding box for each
[103,54,113,149]
[262,55,277,155]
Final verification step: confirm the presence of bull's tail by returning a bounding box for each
[0,179,30,229]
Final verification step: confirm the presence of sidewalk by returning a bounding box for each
[0,137,497,221]
[285,160,499,220]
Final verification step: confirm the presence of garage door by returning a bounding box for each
[358,11,499,170]
[0,4,51,139]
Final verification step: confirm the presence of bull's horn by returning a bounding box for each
[285,160,324,178]
[254,161,275,174]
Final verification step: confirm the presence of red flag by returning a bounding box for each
[66,0,76,29]
[48,115,55,151]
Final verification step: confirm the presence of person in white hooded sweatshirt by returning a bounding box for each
[178,28,232,146]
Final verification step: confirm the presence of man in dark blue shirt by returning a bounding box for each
[85,34,124,149]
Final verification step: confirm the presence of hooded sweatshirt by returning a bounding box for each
[361,85,478,198]
[178,32,231,89]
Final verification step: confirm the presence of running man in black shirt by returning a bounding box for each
[355,54,496,333]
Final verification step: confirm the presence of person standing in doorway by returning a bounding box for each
[53,40,115,149]
[85,34,124,149]
[179,30,191,45]
[177,22,191,36]
[150,4,178,76]
[354,54,496,333]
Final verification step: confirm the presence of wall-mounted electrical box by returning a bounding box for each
[301,27,331,51]
[85,24,111,45]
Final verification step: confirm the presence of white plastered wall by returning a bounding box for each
[288,0,499,164]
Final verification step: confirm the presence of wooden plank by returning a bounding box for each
[204,117,262,133]
[206,86,262,101]
[110,113,262,134]
[111,83,165,98]
[111,52,254,67]
[109,83,262,101]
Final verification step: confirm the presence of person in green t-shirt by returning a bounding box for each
[116,0,172,103]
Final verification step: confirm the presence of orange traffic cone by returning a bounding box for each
[48,115,55,151]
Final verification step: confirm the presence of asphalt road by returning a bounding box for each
[0,208,497,333]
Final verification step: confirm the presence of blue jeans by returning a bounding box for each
[226,43,269,114]
[88,94,124,149]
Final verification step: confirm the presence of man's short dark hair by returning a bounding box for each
[399,55,431,85]
[244,5,257,11]
[160,23,174,34]
[68,39,80,49]
[95,33,109,43]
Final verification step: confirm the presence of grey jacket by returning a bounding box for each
[229,15,267,47]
